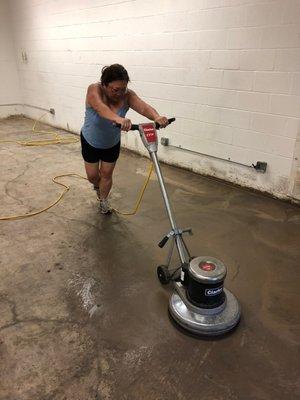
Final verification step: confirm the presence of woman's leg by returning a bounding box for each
[99,161,116,199]
[84,161,100,188]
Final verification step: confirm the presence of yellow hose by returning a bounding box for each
[0,113,79,146]
[0,174,86,221]
[0,115,153,220]
[113,162,153,216]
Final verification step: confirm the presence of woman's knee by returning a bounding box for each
[87,172,99,185]
[100,168,113,181]
[84,162,100,185]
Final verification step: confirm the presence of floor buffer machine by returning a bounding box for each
[125,118,241,336]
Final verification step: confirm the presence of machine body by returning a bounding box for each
[130,119,241,336]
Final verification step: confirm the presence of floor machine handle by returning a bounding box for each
[158,235,169,248]
[114,118,175,131]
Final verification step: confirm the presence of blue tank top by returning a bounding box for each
[81,102,129,149]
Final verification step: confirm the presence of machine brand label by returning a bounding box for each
[141,123,157,143]
[205,286,223,297]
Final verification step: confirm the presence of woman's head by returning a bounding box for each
[100,64,130,86]
[100,64,130,101]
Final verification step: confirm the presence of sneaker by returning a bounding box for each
[99,198,112,214]
[93,185,101,200]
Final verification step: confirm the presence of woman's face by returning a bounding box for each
[104,80,128,102]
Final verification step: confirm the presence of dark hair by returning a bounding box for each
[100,64,130,86]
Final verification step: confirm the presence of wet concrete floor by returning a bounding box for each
[0,116,299,400]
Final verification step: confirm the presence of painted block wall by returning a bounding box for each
[7,0,300,199]
[0,0,22,117]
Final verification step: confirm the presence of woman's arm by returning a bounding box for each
[86,84,131,131]
[128,90,169,127]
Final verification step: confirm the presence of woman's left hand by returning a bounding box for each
[155,116,169,128]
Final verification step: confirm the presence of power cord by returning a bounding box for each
[0,115,154,220]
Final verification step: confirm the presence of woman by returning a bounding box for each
[81,64,169,214]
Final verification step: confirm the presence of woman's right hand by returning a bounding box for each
[117,117,132,132]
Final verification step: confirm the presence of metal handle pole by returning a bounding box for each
[150,152,188,264]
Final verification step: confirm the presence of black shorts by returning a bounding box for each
[80,133,120,163]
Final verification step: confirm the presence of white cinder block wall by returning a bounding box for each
[0,0,22,117]
[7,0,300,200]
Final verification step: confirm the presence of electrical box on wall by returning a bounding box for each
[161,137,169,146]
[253,162,268,173]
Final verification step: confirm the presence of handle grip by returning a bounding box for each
[114,118,175,131]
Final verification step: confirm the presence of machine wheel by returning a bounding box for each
[157,266,171,285]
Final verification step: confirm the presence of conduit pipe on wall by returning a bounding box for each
[0,103,55,114]
[160,137,267,173]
